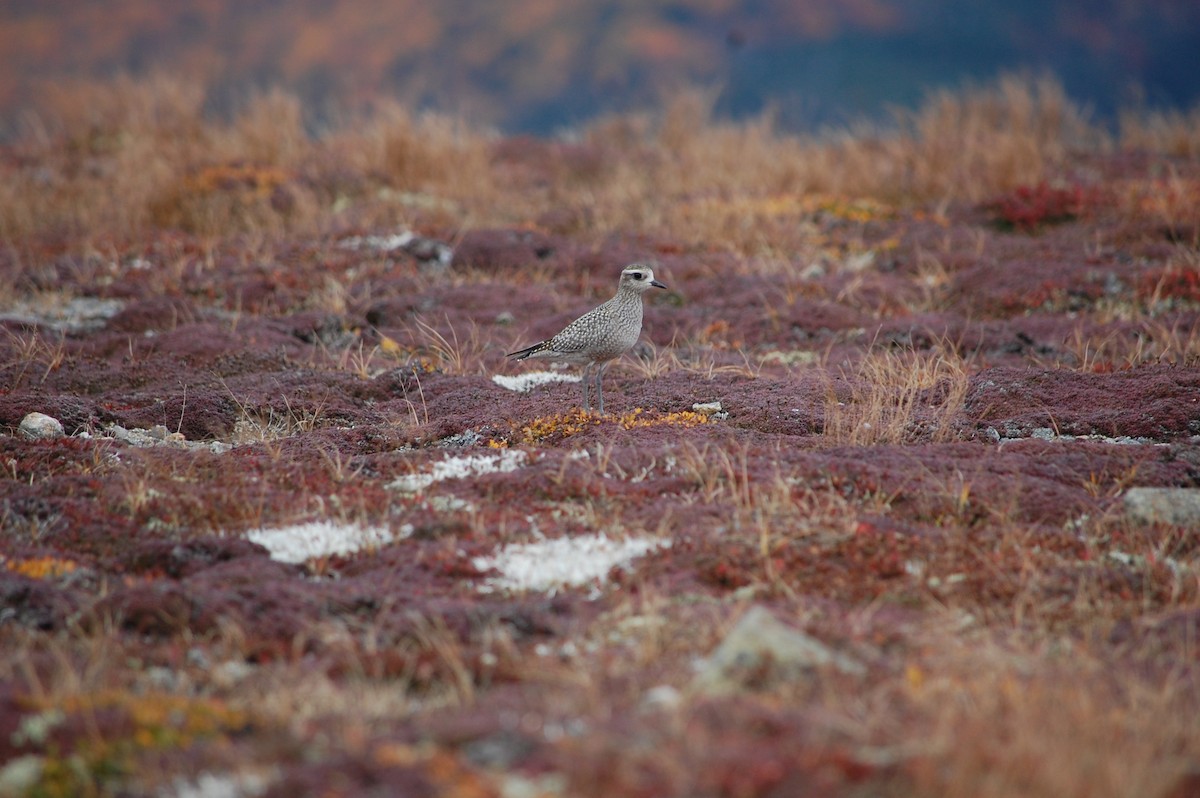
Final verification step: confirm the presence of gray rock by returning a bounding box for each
[692,605,865,695]
[692,401,729,420]
[0,755,44,796]
[18,412,64,440]
[104,423,230,454]
[461,730,536,769]
[640,684,683,712]
[0,296,123,333]
[1123,488,1200,527]
[211,660,255,688]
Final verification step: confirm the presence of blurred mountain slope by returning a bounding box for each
[1,0,1197,132]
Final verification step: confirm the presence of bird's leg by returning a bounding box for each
[595,363,606,415]
[581,363,592,413]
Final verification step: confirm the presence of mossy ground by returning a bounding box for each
[2,75,1199,796]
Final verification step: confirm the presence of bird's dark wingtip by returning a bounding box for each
[507,343,543,359]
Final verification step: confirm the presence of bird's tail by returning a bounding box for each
[507,341,546,360]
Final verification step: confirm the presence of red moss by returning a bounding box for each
[3,141,1200,796]
[983,181,1087,232]
[1138,264,1200,304]
[967,365,1200,440]
[119,536,268,578]
[450,228,562,272]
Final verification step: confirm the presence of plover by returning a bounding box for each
[507,264,667,414]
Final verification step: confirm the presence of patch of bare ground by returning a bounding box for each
[2,74,1200,796]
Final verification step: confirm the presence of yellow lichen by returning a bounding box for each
[3,556,78,579]
[23,691,250,797]
[516,408,711,443]
[519,409,598,443]
[616,408,710,429]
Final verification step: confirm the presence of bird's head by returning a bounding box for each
[620,264,667,293]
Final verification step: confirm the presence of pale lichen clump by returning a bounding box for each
[492,371,582,392]
[245,521,407,563]
[473,533,669,594]
[386,449,529,493]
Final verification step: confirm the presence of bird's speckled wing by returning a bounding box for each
[545,303,616,353]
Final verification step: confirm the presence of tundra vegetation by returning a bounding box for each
[1,74,1199,797]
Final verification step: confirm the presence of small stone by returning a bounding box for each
[171,772,272,798]
[461,730,536,769]
[186,647,212,669]
[641,684,683,711]
[692,401,723,416]
[691,605,865,696]
[1123,488,1200,527]
[491,773,568,798]
[211,660,254,688]
[19,412,64,440]
[145,666,179,691]
[0,756,44,795]
[148,424,170,439]
[106,424,137,444]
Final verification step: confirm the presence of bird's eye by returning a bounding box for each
[631,272,643,280]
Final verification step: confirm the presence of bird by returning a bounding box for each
[507,264,667,414]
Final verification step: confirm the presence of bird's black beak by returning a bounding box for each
[651,279,667,289]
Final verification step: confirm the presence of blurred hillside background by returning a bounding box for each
[1,0,1198,135]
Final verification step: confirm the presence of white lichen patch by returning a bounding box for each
[387,449,528,493]
[427,494,476,513]
[492,371,581,392]
[0,296,124,333]
[473,534,669,594]
[336,230,452,266]
[338,231,416,251]
[171,770,273,798]
[245,521,409,564]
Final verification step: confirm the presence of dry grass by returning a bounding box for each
[330,339,388,379]
[1,328,67,388]
[4,71,1200,798]
[821,346,970,445]
[0,72,1125,256]
[401,316,490,375]
[1063,317,1200,370]
[224,385,329,445]
[900,632,1199,798]
[329,102,495,199]
[1108,169,1200,245]
[882,74,1100,203]
[525,77,1090,253]
[1060,248,1200,369]
[2,74,211,240]
[622,338,762,381]
[1120,104,1200,160]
